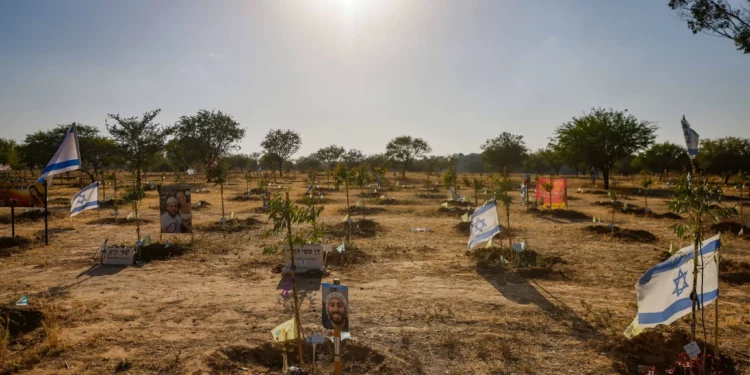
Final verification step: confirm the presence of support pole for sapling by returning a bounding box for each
[333,278,342,375]
[44,179,48,245]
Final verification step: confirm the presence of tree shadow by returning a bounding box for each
[76,263,127,278]
[275,273,323,301]
[477,266,606,344]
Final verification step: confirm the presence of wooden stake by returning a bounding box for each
[333,278,342,375]
[285,192,304,364]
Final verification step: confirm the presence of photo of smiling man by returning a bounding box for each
[322,283,349,332]
[158,185,192,233]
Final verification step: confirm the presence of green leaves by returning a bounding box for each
[442,166,457,189]
[332,163,354,190]
[492,178,514,209]
[553,108,656,189]
[480,132,528,172]
[122,186,146,204]
[385,136,431,177]
[668,170,736,240]
[669,0,750,54]
[353,164,373,189]
[266,192,323,246]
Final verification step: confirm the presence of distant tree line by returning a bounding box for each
[1,107,749,190]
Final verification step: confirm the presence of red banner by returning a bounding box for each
[535,178,567,209]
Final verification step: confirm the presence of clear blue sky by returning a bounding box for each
[1,0,748,157]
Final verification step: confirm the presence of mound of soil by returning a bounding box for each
[295,196,331,205]
[531,208,592,222]
[49,197,71,206]
[720,259,750,285]
[326,219,382,238]
[325,244,372,267]
[357,191,381,198]
[416,193,446,200]
[470,247,565,278]
[340,206,386,216]
[0,306,44,339]
[0,209,67,224]
[442,200,473,208]
[710,221,749,240]
[87,217,152,225]
[140,243,191,262]
[231,194,260,202]
[192,200,211,210]
[584,225,657,243]
[594,201,682,220]
[206,341,388,374]
[98,199,126,209]
[454,221,471,235]
[0,236,33,257]
[196,217,263,233]
[607,329,737,375]
[247,188,267,195]
[375,197,412,206]
[436,207,474,217]
[582,190,608,195]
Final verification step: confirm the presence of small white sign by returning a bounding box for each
[684,341,701,359]
[306,334,325,344]
[102,245,135,266]
[282,244,331,274]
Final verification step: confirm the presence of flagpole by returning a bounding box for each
[715,249,720,362]
[44,179,48,245]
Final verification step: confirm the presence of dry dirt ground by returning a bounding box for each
[1,172,749,375]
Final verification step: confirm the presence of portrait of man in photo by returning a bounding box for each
[322,283,349,332]
[160,196,182,233]
[158,185,192,233]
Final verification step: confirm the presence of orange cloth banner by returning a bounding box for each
[535,178,567,209]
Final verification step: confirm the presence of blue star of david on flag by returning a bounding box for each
[471,218,487,233]
[467,200,501,249]
[70,181,99,217]
[632,234,721,331]
[672,268,689,297]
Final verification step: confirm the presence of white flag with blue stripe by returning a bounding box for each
[37,124,81,183]
[70,181,99,217]
[681,115,699,159]
[467,200,501,249]
[633,234,720,330]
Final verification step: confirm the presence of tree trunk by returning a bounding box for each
[603,168,610,190]
[220,182,225,219]
[724,174,731,185]
[345,179,351,243]
[284,194,304,364]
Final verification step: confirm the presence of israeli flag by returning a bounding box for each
[306,183,313,194]
[467,200,501,249]
[187,168,195,176]
[37,124,81,183]
[681,115,699,159]
[633,234,720,330]
[70,181,99,217]
[376,176,381,189]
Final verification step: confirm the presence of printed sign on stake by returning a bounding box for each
[322,283,349,332]
[283,244,331,274]
[684,341,701,359]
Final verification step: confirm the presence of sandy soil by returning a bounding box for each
[1,172,748,375]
